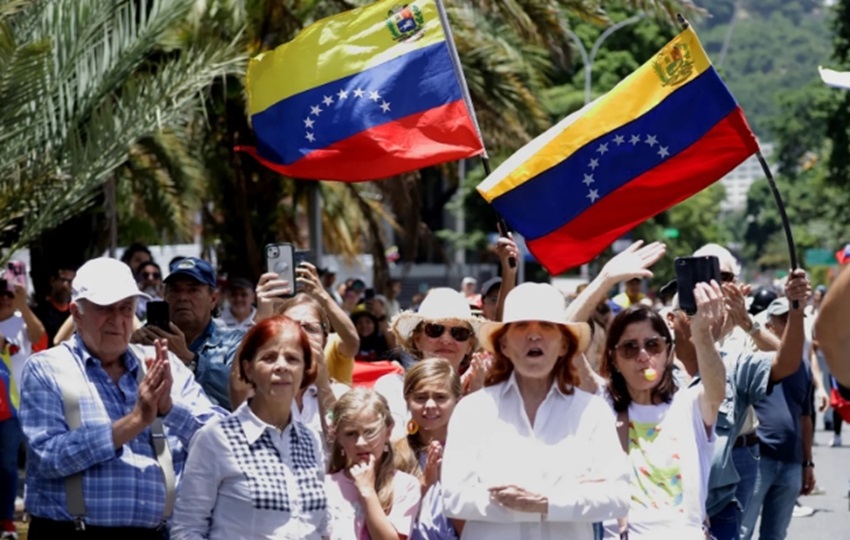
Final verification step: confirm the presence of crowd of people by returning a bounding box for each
[0,235,847,540]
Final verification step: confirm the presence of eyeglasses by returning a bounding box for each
[613,336,670,359]
[141,272,161,279]
[720,271,736,283]
[423,323,473,342]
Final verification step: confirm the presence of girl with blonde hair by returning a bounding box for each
[326,388,421,539]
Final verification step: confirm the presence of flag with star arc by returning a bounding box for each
[241,0,484,182]
[476,26,758,274]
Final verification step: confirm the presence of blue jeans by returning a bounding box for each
[709,501,740,540]
[732,443,761,519]
[739,456,802,540]
[0,417,21,521]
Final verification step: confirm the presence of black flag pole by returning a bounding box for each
[435,0,515,268]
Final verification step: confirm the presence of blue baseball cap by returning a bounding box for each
[165,257,217,288]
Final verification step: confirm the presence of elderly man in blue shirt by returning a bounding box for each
[19,257,224,538]
[132,257,245,409]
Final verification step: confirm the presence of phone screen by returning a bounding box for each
[6,261,25,288]
[674,256,721,315]
[146,301,170,331]
[265,243,296,297]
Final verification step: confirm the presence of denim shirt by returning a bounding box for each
[689,348,773,517]
[191,321,246,411]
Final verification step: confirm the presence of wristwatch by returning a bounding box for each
[747,320,761,336]
[802,460,815,468]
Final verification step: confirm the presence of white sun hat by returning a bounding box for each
[479,282,590,353]
[390,287,484,342]
[72,257,151,306]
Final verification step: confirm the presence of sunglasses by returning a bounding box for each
[423,323,473,342]
[613,336,670,359]
[720,271,735,283]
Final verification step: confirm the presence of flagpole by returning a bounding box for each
[434,0,515,268]
[757,152,801,306]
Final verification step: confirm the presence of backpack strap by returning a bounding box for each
[128,344,176,521]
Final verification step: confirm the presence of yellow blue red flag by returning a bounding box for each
[477,26,758,274]
[241,0,484,182]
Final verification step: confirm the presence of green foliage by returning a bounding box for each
[0,0,245,263]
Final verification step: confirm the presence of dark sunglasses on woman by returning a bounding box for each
[423,322,472,342]
[614,337,670,359]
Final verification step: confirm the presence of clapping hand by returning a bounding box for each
[423,440,443,489]
[136,339,173,423]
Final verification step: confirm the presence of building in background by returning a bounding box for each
[720,142,774,212]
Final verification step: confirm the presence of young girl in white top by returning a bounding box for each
[326,388,421,539]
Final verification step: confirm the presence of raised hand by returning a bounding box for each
[690,281,725,340]
[255,272,292,321]
[600,240,666,284]
[722,282,751,329]
[136,349,168,426]
[784,269,811,309]
[423,440,443,489]
[350,454,378,498]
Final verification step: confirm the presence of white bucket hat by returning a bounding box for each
[479,282,590,353]
[390,287,484,342]
[72,257,151,306]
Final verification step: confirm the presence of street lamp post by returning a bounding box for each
[563,13,646,280]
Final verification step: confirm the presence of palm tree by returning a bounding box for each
[0,0,245,293]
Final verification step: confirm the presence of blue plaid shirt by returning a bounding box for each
[191,320,246,410]
[20,335,226,528]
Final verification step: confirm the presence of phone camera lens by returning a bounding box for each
[267,246,279,258]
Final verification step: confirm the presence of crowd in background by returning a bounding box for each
[0,236,847,540]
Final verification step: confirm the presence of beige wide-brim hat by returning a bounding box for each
[390,287,485,342]
[479,282,591,354]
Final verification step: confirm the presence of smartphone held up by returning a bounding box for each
[674,256,721,316]
[265,243,296,298]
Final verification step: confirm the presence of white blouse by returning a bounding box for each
[441,373,630,539]
[171,403,329,540]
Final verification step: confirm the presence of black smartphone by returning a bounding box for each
[146,301,170,331]
[294,250,311,267]
[675,256,721,316]
[265,242,296,297]
[364,288,376,301]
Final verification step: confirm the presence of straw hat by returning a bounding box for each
[390,287,484,342]
[479,282,590,353]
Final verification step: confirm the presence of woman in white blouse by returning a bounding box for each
[441,282,629,539]
[172,315,328,540]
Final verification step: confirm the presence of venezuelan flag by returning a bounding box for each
[477,27,758,274]
[242,0,484,182]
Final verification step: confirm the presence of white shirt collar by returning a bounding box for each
[235,401,297,445]
[499,370,571,401]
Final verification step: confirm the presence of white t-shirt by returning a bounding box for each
[0,313,32,399]
[603,386,715,539]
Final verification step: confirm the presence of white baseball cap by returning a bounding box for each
[72,257,151,306]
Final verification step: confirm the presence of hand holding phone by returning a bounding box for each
[675,256,721,316]
[265,243,296,298]
[146,301,171,331]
